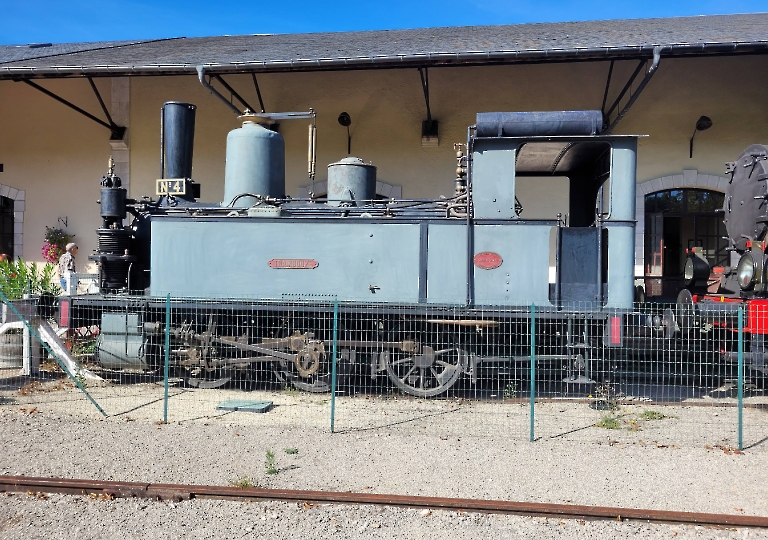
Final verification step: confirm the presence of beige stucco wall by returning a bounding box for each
[0,77,113,269]
[1,54,767,275]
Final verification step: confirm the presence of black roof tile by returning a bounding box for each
[1,14,766,78]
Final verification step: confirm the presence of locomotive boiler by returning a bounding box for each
[62,103,642,396]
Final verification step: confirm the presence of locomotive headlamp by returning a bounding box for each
[736,252,757,290]
[763,255,768,288]
[683,252,710,288]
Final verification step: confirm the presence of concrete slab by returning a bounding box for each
[215,399,274,413]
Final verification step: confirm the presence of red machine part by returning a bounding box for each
[692,294,768,334]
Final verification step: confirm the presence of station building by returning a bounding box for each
[1,13,767,298]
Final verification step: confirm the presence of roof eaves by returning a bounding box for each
[2,40,768,80]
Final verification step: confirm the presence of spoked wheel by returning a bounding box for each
[676,289,696,334]
[272,338,332,393]
[386,346,466,397]
[291,374,331,393]
[274,368,331,393]
[181,315,232,389]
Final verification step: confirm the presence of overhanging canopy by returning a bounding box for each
[1,13,767,79]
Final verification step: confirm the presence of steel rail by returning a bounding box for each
[1,475,766,528]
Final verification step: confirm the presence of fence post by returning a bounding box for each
[330,299,339,433]
[530,303,536,442]
[737,305,744,451]
[163,294,171,424]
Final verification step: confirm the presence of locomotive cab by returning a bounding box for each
[471,111,637,309]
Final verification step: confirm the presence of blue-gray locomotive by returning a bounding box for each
[65,103,640,396]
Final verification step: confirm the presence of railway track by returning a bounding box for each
[1,475,766,528]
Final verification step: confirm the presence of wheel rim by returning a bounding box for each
[386,346,465,397]
[184,368,231,389]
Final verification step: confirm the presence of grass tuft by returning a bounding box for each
[265,450,278,474]
[284,448,299,455]
[229,476,255,489]
[596,415,622,430]
[640,410,668,421]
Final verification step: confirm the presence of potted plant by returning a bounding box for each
[0,259,61,369]
[0,259,62,301]
[0,259,62,324]
[41,226,74,264]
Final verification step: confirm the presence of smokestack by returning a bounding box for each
[162,102,196,179]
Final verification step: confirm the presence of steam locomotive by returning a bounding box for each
[61,103,647,396]
[673,145,768,380]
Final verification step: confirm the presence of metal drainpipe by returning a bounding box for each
[196,65,241,115]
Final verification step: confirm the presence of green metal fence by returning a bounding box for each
[0,293,765,451]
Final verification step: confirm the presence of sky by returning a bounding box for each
[0,0,761,45]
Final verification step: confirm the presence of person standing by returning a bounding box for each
[58,243,78,292]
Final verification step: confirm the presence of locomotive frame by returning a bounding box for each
[59,104,705,398]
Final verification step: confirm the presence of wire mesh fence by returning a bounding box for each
[0,291,766,449]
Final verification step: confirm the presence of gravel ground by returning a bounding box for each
[2,493,768,540]
[2,371,768,538]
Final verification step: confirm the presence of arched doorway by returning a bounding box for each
[644,188,727,298]
[0,196,13,258]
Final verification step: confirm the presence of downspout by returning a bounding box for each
[196,65,241,115]
[604,46,662,134]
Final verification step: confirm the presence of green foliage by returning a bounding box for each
[229,476,255,489]
[42,227,75,263]
[44,226,75,247]
[282,384,300,396]
[640,410,669,421]
[265,450,278,474]
[596,409,675,433]
[71,339,97,360]
[284,448,299,455]
[596,415,622,429]
[0,259,62,300]
[502,382,517,399]
[74,370,88,389]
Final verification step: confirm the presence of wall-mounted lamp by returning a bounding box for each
[689,116,713,158]
[338,112,351,155]
[418,67,439,147]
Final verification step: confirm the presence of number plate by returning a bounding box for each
[473,252,503,270]
[156,179,186,196]
[268,259,319,269]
